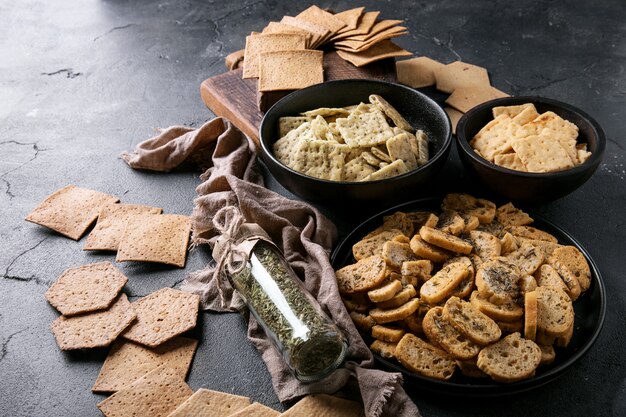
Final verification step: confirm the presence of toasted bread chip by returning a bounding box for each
[506,225,557,243]
[336,255,388,294]
[469,291,524,322]
[506,241,545,275]
[546,255,581,301]
[536,286,574,338]
[372,325,406,343]
[420,259,469,304]
[475,258,523,305]
[367,279,403,303]
[477,333,541,382]
[370,339,398,359]
[524,291,538,341]
[469,230,502,260]
[419,226,473,254]
[443,296,501,346]
[376,285,416,309]
[423,306,481,360]
[534,264,569,293]
[370,298,420,324]
[441,193,496,224]
[395,333,456,380]
[382,240,417,271]
[352,229,403,261]
[551,246,591,293]
[496,203,533,226]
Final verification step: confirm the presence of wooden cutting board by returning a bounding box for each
[200,51,396,146]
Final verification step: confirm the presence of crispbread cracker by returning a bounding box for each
[445,85,509,113]
[335,40,411,67]
[332,11,379,39]
[258,50,324,92]
[396,56,445,88]
[122,288,199,347]
[434,61,491,93]
[281,394,364,417]
[278,116,312,138]
[296,5,346,37]
[122,288,200,347]
[229,403,280,417]
[51,293,136,350]
[116,214,191,267]
[84,204,163,251]
[333,7,365,32]
[25,185,119,240]
[444,107,463,135]
[336,255,387,294]
[336,107,394,147]
[92,336,198,392]
[97,367,192,417]
[511,132,575,172]
[168,388,251,417]
[45,261,127,316]
[242,33,307,79]
[280,16,329,49]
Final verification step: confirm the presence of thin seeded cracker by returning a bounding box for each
[84,204,163,251]
[116,214,192,267]
[45,261,127,316]
[51,293,136,350]
[121,288,199,347]
[92,336,198,393]
[335,107,394,147]
[168,388,251,417]
[25,185,119,240]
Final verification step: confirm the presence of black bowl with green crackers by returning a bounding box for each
[259,79,452,206]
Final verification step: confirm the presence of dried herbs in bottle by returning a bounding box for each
[229,240,348,382]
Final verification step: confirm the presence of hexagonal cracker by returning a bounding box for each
[121,288,200,348]
[45,261,128,316]
[51,293,136,350]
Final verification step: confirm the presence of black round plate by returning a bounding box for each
[331,198,606,397]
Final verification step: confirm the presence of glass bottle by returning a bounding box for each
[228,240,348,382]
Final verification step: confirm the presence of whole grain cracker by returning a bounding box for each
[258,50,324,92]
[25,185,119,240]
[370,145,392,163]
[396,56,445,88]
[301,108,350,118]
[330,11,380,40]
[281,394,364,417]
[83,204,163,251]
[336,40,412,67]
[168,388,251,417]
[97,366,192,417]
[45,261,128,316]
[116,214,192,267]
[363,159,408,181]
[434,61,491,93]
[242,33,307,79]
[445,85,509,113]
[342,157,376,181]
[296,5,346,37]
[51,293,136,350]
[335,107,394,147]
[121,288,200,347]
[92,336,198,393]
[291,140,345,181]
[278,116,312,138]
[369,94,413,132]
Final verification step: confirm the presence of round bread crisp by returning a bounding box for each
[409,234,451,262]
[469,230,502,259]
[352,229,403,261]
[475,258,523,305]
[448,257,475,299]
[336,255,387,294]
[477,332,541,382]
[506,241,545,276]
[546,256,581,301]
[423,306,481,360]
[469,291,524,322]
[443,296,501,346]
[395,333,456,380]
[524,291,538,341]
[536,286,574,338]
[534,264,569,294]
[550,245,592,293]
[420,259,469,304]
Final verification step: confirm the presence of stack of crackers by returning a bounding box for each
[396,57,509,133]
[471,103,591,172]
[25,184,192,267]
[336,193,591,382]
[240,6,411,94]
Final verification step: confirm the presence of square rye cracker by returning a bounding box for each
[116,213,192,267]
[242,33,307,79]
[25,185,119,240]
[258,50,324,92]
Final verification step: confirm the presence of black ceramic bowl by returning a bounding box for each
[259,79,452,206]
[456,96,605,204]
[331,198,606,397]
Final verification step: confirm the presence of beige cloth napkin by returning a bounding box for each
[121,117,420,417]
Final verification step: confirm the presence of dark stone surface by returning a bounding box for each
[0,1,624,416]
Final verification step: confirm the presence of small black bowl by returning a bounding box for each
[456,96,605,204]
[259,79,452,206]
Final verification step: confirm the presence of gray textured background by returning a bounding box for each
[1,0,624,416]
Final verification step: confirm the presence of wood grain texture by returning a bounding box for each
[200,51,397,146]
